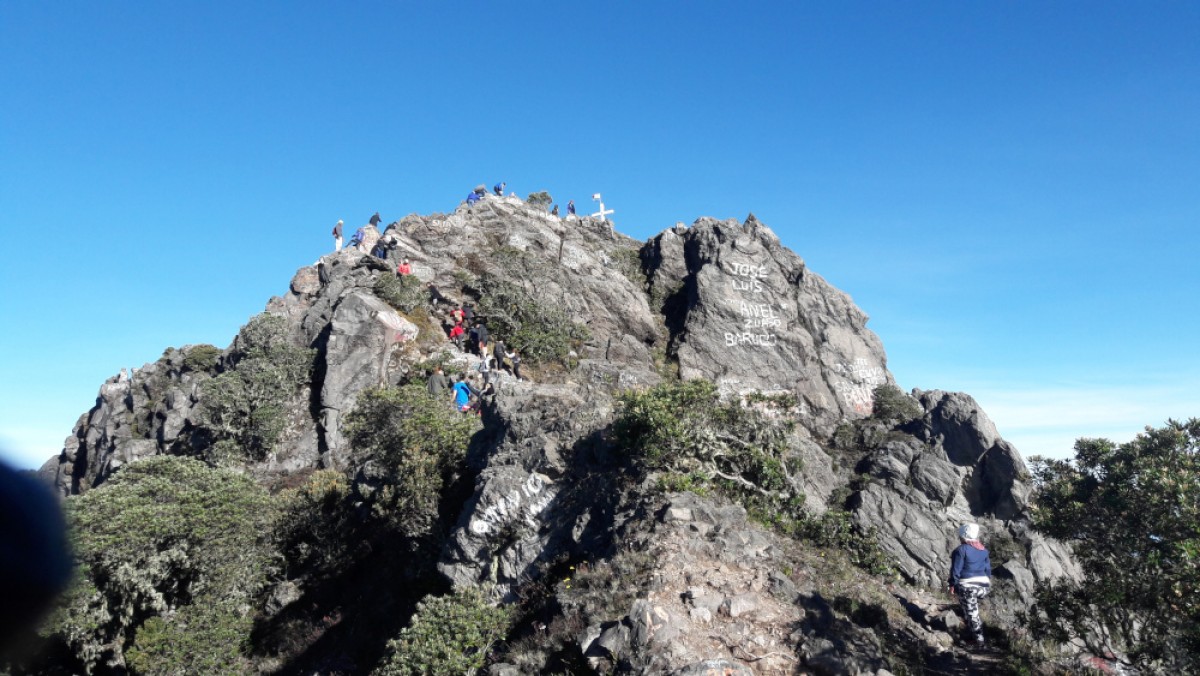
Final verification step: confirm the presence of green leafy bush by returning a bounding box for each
[181,344,222,373]
[344,385,478,538]
[473,273,590,364]
[375,273,426,313]
[1028,419,1200,672]
[526,191,553,210]
[373,587,509,676]
[275,470,354,576]
[198,314,315,461]
[50,456,276,674]
[871,384,922,423]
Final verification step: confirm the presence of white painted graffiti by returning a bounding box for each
[833,358,886,386]
[738,300,784,330]
[834,381,874,415]
[469,473,556,535]
[724,260,778,347]
[726,261,768,294]
[725,332,777,347]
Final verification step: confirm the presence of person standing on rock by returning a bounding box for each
[506,348,522,381]
[332,220,343,251]
[474,321,490,357]
[448,321,466,350]
[567,200,576,217]
[397,258,412,276]
[369,212,382,228]
[493,182,505,196]
[551,204,559,217]
[426,366,448,398]
[492,338,507,372]
[452,375,474,413]
[948,523,992,649]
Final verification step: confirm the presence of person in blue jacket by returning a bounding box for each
[452,375,473,413]
[948,522,992,648]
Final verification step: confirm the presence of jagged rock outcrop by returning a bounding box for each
[42,194,1078,673]
[645,216,892,430]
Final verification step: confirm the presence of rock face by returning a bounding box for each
[43,194,1077,673]
[646,216,892,430]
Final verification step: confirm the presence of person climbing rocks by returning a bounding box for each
[462,303,475,324]
[474,321,490,357]
[506,348,522,380]
[492,338,507,372]
[332,219,343,251]
[467,191,481,205]
[427,283,449,310]
[448,321,466,350]
[349,226,365,250]
[371,239,389,259]
[451,305,466,325]
[426,365,448,398]
[369,212,382,228]
[477,353,492,385]
[493,182,505,196]
[567,200,576,216]
[551,204,559,217]
[452,375,473,413]
[948,523,992,649]
[397,258,412,276]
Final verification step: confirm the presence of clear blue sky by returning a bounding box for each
[2,2,1197,469]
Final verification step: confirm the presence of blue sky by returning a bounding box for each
[2,2,1197,469]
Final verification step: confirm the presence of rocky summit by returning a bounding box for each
[38,194,1080,675]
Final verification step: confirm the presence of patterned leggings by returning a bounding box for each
[957,582,990,641]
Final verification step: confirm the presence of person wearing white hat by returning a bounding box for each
[948,522,992,648]
[332,219,343,251]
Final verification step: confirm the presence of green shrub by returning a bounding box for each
[473,273,590,364]
[373,587,509,676]
[375,273,426,313]
[790,510,896,576]
[1028,420,1200,671]
[871,384,922,423]
[275,470,354,576]
[526,191,553,210]
[344,385,478,538]
[181,344,222,373]
[197,314,315,462]
[50,456,276,674]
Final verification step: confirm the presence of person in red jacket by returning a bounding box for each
[448,322,466,350]
[397,258,412,276]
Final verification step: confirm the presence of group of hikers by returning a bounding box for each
[464,181,575,218]
[327,209,527,416]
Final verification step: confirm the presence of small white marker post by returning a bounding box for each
[591,193,614,221]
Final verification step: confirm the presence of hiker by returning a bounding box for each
[551,204,559,217]
[493,182,505,196]
[427,283,449,310]
[349,227,365,250]
[477,354,492,385]
[451,305,466,325]
[426,366,448,398]
[492,338,507,372]
[567,200,576,216]
[448,322,466,350]
[507,348,522,380]
[452,375,473,413]
[948,523,992,649]
[369,212,382,228]
[332,219,343,251]
[317,258,330,286]
[466,191,481,205]
[462,303,475,324]
[371,240,389,259]
[474,321,490,357]
[397,258,412,276]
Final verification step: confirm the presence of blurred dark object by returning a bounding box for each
[0,457,73,652]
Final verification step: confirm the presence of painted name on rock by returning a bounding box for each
[722,260,781,346]
[469,472,556,535]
